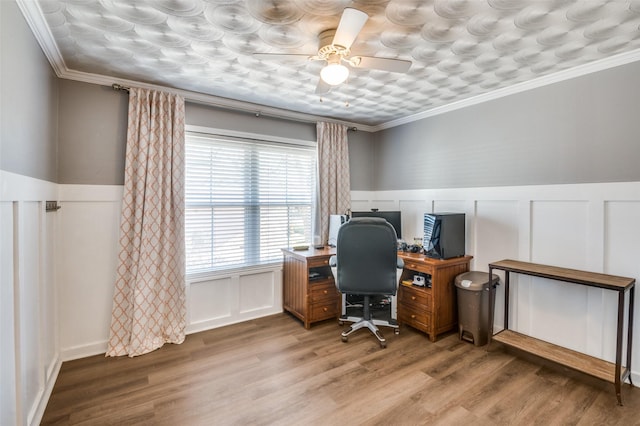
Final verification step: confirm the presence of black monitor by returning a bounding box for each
[351,210,402,239]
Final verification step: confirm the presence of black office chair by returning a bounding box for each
[329,217,404,348]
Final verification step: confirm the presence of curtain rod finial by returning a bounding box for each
[112,83,130,93]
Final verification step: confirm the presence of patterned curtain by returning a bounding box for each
[317,121,351,244]
[106,88,186,357]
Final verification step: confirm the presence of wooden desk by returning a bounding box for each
[281,248,473,339]
[489,259,635,405]
[397,254,472,342]
[281,247,340,329]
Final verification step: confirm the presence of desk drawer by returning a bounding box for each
[308,257,331,268]
[399,306,430,330]
[310,301,339,321]
[402,261,434,276]
[399,286,431,309]
[310,281,338,302]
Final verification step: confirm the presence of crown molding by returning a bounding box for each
[17,0,640,134]
[16,0,66,77]
[373,48,640,131]
[58,68,375,131]
[16,0,375,132]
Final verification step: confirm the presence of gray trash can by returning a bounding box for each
[455,271,499,346]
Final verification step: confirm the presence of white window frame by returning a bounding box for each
[185,126,317,280]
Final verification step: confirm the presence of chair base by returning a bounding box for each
[340,316,399,348]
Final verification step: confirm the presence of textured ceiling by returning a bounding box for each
[34,0,640,126]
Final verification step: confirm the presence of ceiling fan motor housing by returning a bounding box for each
[318,29,350,59]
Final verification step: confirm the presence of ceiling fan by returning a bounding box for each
[253,8,412,95]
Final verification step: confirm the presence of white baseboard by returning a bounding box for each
[186,308,284,335]
[61,341,108,362]
[31,357,61,426]
[61,307,282,360]
[187,317,236,335]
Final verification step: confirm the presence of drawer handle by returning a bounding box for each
[411,296,417,301]
[323,307,328,312]
[323,290,328,294]
[411,314,416,319]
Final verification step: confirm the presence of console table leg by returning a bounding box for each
[615,289,625,405]
[627,286,635,387]
[503,271,510,330]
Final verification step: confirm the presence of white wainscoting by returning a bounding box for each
[2,177,284,425]
[187,267,283,334]
[1,171,59,426]
[56,184,284,359]
[56,184,123,360]
[352,181,640,383]
[4,174,638,426]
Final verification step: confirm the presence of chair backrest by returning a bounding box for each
[335,217,398,296]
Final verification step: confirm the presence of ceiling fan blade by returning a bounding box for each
[351,56,412,73]
[315,79,331,95]
[332,8,368,49]
[253,53,313,62]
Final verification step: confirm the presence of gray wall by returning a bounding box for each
[347,129,375,191]
[56,87,374,186]
[186,102,316,141]
[58,80,128,184]
[373,60,640,191]
[18,0,637,192]
[1,1,58,182]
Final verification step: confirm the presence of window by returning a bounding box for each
[185,132,316,274]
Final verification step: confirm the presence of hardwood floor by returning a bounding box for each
[42,313,639,425]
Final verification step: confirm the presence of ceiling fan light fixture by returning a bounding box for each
[321,62,349,85]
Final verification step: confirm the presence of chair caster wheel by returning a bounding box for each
[341,335,348,343]
[394,328,400,335]
[338,321,344,326]
[380,341,387,348]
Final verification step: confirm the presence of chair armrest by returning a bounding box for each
[329,255,338,285]
[395,257,404,287]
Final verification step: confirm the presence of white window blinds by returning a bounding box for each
[185,133,316,274]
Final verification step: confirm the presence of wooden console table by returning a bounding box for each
[489,259,635,405]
